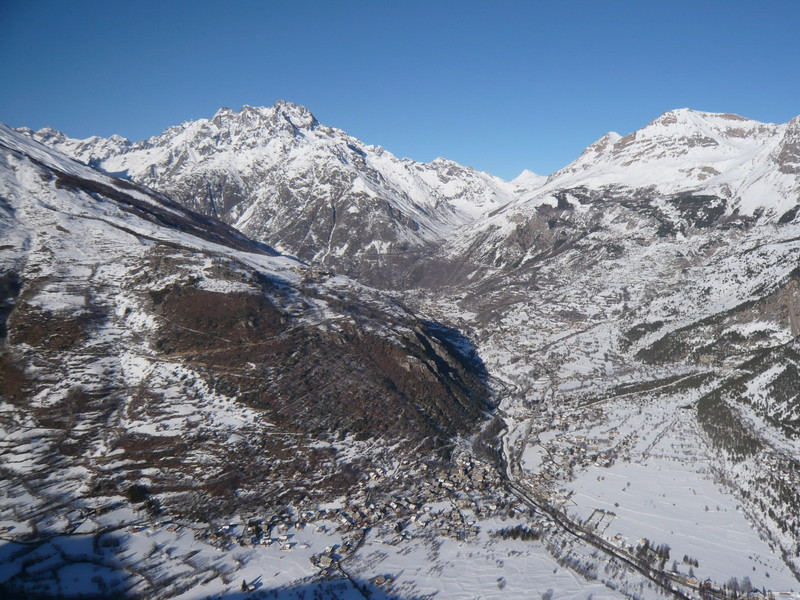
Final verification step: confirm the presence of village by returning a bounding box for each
[114,452,523,581]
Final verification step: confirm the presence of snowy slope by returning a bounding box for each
[540,109,800,217]
[0,124,504,597]
[441,110,800,278]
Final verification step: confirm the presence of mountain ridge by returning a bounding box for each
[20,102,539,287]
[535,108,799,218]
[21,103,800,261]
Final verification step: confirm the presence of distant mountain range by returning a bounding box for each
[24,104,800,285]
[21,102,541,286]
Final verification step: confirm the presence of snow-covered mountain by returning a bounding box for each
[542,109,800,214]
[27,105,800,289]
[0,123,497,596]
[441,109,800,275]
[550,109,796,212]
[7,104,800,598]
[23,102,537,286]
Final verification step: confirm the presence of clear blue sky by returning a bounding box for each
[2,0,799,179]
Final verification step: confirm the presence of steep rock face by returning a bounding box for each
[28,102,534,287]
[0,125,493,526]
[774,116,800,175]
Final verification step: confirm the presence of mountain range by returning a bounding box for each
[3,103,800,598]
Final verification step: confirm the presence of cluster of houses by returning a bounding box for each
[524,406,635,492]
[118,453,510,557]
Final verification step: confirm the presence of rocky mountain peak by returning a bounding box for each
[28,125,66,142]
[271,100,319,128]
[207,101,319,139]
[639,108,777,142]
[16,104,521,287]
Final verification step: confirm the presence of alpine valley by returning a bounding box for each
[2,102,800,599]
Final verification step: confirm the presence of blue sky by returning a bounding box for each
[1,0,799,179]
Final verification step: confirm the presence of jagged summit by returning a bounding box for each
[208,101,319,135]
